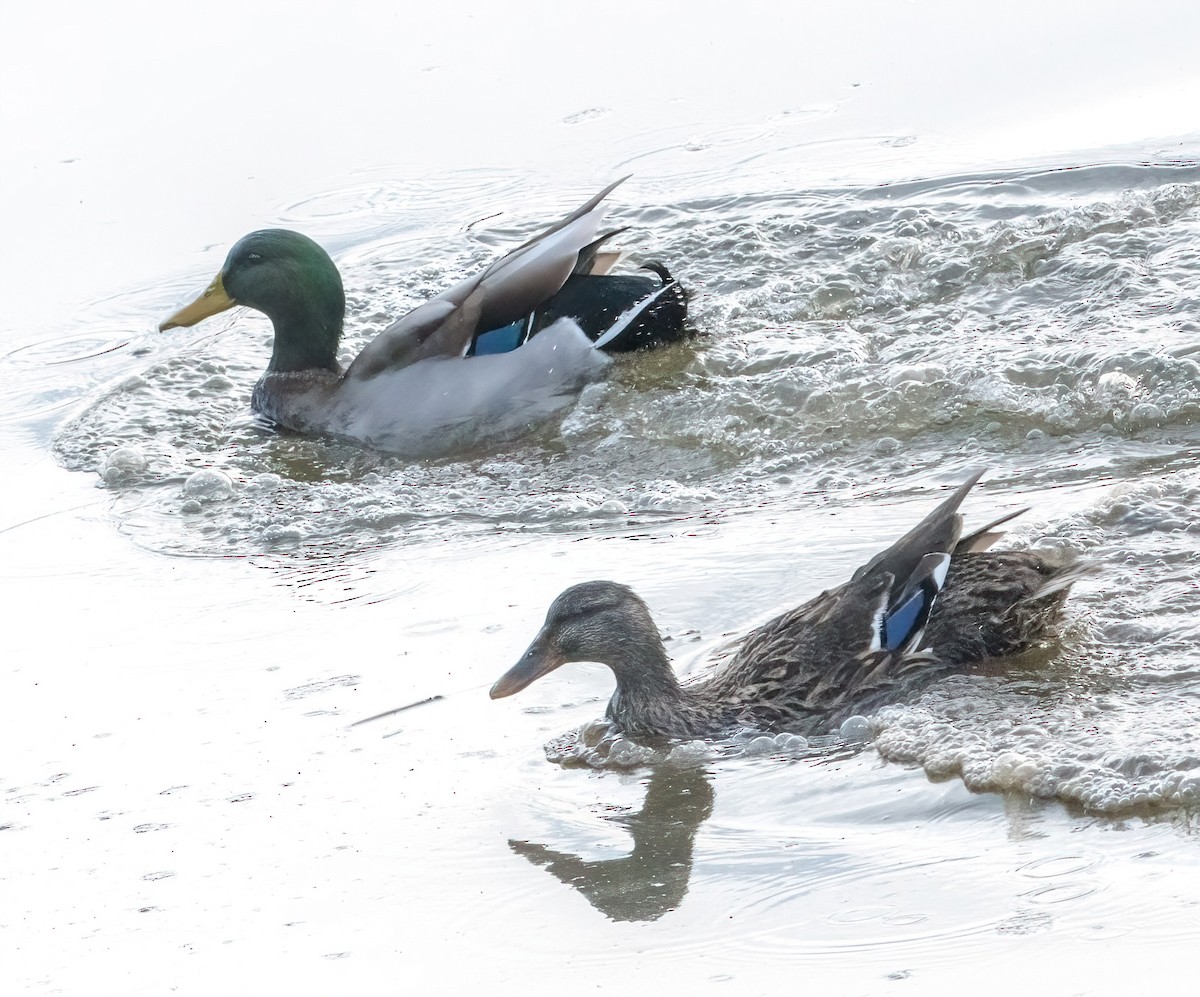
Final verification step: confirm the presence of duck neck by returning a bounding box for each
[606,642,698,739]
[266,299,344,374]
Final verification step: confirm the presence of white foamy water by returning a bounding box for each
[5,2,1200,994]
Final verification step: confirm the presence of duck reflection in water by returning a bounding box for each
[510,767,714,922]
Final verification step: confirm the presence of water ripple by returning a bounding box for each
[46,162,1200,812]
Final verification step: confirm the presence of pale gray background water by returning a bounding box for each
[4,2,1200,993]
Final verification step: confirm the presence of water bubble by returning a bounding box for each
[607,737,661,767]
[744,735,778,756]
[245,472,282,494]
[667,740,716,765]
[262,523,304,544]
[182,468,234,502]
[991,751,1039,789]
[839,715,872,742]
[100,446,146,484]
[1129,402,1165,426]
[774,732,809,754]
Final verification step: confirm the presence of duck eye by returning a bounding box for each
[245,252,263,265]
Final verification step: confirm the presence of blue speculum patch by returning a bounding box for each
[882,589,926,651]
[472,320,525,356]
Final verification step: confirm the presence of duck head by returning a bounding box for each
[160,229,345,374]
[490,581,673,700]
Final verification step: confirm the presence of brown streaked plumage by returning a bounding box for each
[490,472,1091,740]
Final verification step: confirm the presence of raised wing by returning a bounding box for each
[851,469,985,585]
[699,472,1005,725]
[346,178,629,380]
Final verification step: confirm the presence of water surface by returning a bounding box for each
[4,2,1200,993]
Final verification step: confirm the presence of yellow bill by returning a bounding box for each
[159,273,236,331]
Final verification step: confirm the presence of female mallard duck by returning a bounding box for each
[159,178,688,455]
[490,471,1090,740]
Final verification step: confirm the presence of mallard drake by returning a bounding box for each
[158,179,688,454]
[490,471,1091,740]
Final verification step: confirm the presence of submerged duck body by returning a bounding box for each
[159,179,688,455]
[490,472,1091,741]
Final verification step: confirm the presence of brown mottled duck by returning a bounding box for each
[490,472,1090,739]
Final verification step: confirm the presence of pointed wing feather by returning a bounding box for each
[346,179,628,381]
[852,469,985,585]
[954,507,1027,553]
[575,228,629,275]
[497,176,629,258]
